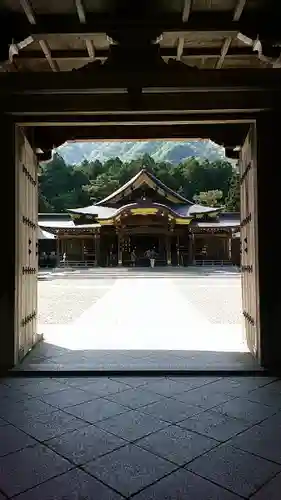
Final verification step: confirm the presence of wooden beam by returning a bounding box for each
[216,0,247,69]
[15,113,256,126]
[20,0,59,72]
[32,123,249,149]
[2,89,275,116]
[176,37,184,61]
[11,46,257,61]
[0,69,280,95]
[182,0,192,23]
[75,0,95,61]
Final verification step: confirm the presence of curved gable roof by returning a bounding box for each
[96,168,191,206]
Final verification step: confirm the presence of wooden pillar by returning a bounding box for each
[56,236,60,267]
[117,231,123,266]
[177,234,180,266]
[228,235,232,262]
[0,118,16,369]
[94,232,100,266]
[166,234,171,265]
[255,113,281,370]
[188,233,195,265]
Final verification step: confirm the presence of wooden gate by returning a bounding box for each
[15,128,39,363]
[240,123,260,359]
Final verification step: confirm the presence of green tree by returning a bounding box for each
[225,170,240,211]
[193,190,223,207]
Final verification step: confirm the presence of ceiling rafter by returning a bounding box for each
[20,0,59,72]
[216,0,247,69]
[75,0,95,61]
[182,0,193,23]
[177,1,193,62]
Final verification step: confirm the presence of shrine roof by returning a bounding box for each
[38,226,56,239]
[196,212,240,228]
[96,168,191,206]
[68,168,219,217]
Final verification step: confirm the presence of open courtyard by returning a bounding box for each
[18,267,257,371]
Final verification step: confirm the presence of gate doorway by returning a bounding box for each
[10,121,262,372]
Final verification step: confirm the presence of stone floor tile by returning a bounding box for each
[170,386,234,410]
[245,381,281,408]
[251,471,281,499]
[229,415,281,464]
[104,387,165,409]
[143,379,197,396]
[167,377,222,390]
[0,424,37,457]
[14,468,123,500]
[0,383,30,402]
[81,379,131,397]
[178,409,251,441]
[140,398,204,423]
[18,379,68,397]
[133,468,242,500]
[136,424,218,465]
[186,443,281,498]
[95,409,169,441]
[83,444,176,497]
[0,443,72,497]
[63,398,129,424]
[0,417,8,427]
[109,377,163,388]
[46,424,127,465]
[15,410,87,441]
[212,398,278,424]
[38,387,94,409]
[0,398,56,424]
[202,377,277,397]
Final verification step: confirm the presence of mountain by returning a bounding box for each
[57,140,226,165]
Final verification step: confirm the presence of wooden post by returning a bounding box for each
[228,235,232,262]
[94,232,100,266]
[177,234,180,266]
[188,233,195,265]
[166,234,171,265]
[56,236,60,267]
[117,231,123,266]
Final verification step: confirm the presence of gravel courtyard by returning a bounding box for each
[18,267,255,371]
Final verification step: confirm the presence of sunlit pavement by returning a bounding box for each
[19,267,257,371]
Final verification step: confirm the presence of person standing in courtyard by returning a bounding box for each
[145,247,157,268]
[130,248,137,267]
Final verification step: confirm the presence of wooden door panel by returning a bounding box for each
[15,129,39,362]
[240,124,260,358]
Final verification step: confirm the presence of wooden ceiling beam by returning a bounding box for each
[20,0,59,72]
[75,0,95,61]
[31,123,249,149]
[14,112,256,126]
[11,46,257,61]
[182,0,193,23]
[216,0,247,69]
[3,89,274,116]
[1,69,280,94]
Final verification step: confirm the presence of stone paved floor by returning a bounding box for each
[0,375,281,498]
[17,267,258,371]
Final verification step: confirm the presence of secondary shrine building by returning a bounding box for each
[39,168,240,267]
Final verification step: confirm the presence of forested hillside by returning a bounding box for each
[57,140,225,165]
[39,151,240,213]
